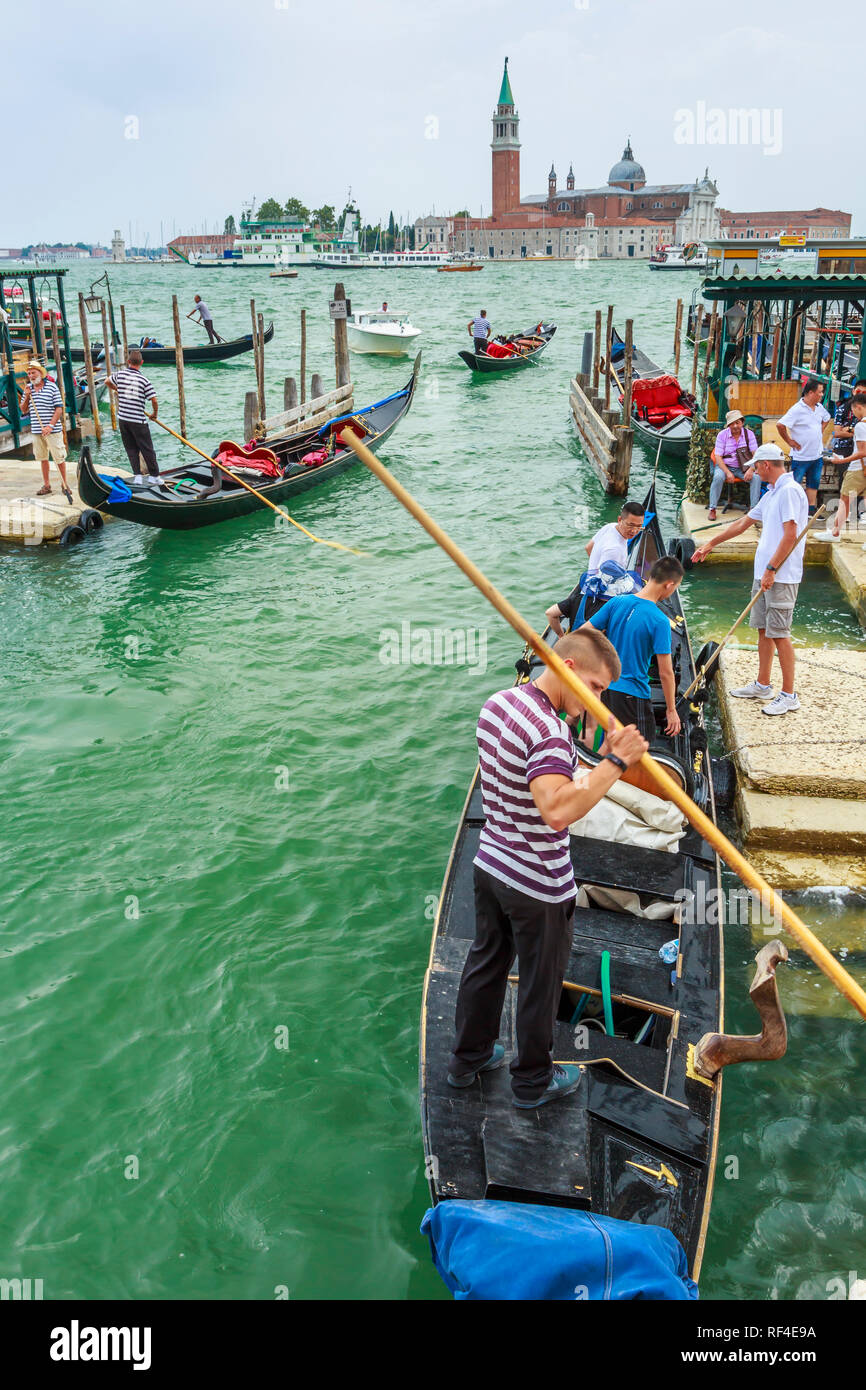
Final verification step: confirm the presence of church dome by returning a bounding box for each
[608,140,645,187]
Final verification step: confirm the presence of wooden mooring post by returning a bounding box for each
[171,293,187,437]
[300,308,307,404]
[120,304,129,360]
[257,311,267,420]
[673,297,683,379]
[78,292,102,443]
[592,309,601,394]
[603,303,613,410]
[311,373,324,400]
[284,376,298,412]
[100,300,117,430]
[622,318,634,427]
[333,281,350,389]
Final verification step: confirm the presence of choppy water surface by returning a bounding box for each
[1,262,863,1300]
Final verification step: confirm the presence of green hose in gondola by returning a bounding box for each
[600,950,614,1037]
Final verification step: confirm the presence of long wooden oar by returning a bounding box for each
[338,427,866,1021]
[682,504,826,699]
[152,418,364,555]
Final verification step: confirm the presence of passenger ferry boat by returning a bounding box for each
[185,203,363,269]
[311,247,450,270]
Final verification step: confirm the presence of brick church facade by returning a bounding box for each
[450,59,720,262]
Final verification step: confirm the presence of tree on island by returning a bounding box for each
[453,210,470,219]
[312,205,335,230]
[224,214,237,235]
[257,197,285,221]
[284,197,310,220]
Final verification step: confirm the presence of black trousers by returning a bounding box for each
[449,866,575,1102]
[473,337,489,354]
[119,420,159,476]
[601,687,656,742]
[203,318,218,343]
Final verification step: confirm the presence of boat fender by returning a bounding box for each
[79,509,104,533]
[693,641,720,684]
[710,756,736,810]
[59,523,86,547]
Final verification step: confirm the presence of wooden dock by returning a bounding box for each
[569,312,634,495]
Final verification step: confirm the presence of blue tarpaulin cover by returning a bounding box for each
[98,474,132,504]
[421,1200,699,1301]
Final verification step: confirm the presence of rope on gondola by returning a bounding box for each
[153,418,366,555]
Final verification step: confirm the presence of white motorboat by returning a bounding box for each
[648,242,708,270]
[341,309,422,355]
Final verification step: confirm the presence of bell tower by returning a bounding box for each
[491,57,520,217]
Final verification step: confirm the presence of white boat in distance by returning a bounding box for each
[340,309,422,356]
[648,242,708,270]
[312,248,450,269]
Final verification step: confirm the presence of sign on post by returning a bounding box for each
[329,299,350,320]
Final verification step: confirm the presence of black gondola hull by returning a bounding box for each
[420,486,723,1284]
[70,322,275,366]
[458,324,556,372]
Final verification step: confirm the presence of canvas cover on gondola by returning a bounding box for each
[421,1200,698,1301]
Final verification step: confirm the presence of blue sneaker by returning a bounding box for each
[513,1064,583,1109]
[447,1043,506,1089]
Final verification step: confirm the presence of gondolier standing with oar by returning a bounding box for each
[467,309,491,354]
[107,348,160,485]
[692,443,807,716]
[448,630,648,1108]
[187,295,224,344]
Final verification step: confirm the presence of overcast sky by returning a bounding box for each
[5,0,859,246]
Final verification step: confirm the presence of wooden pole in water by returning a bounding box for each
[48,313,69,449]
[334,281,350,389]
[622,318,634,426]
[100,300,117,430]
[311,372,324,400]
[77,292,102,444]
[338,427,866,1023]
[300,308,307,404]
[249,298,262,424]
[603,303,613,409]
[120,304,129,360]
[592,309,601,394]
[702,306,718,389]
[673,297,683,378]
[171,293,187,437]
[691,304,704,396]
[257,311,267,420]
[284,376,298,412]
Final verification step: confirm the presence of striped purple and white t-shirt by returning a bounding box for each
[474,683,579,904]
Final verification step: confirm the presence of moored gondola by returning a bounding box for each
[420,486,730,1296]
[69,322,275,368]
[610,326,695,458]
[458,322,556,372]
[77,356,420,530]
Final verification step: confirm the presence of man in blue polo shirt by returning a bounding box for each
[583,555,685,742]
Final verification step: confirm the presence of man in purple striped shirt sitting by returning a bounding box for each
[448,629,648,1108]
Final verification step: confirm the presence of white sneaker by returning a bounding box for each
[811,530,839,542]
[731,681,774,699]
[761,692,800,716]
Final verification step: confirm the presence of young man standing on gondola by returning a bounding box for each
[187,295,224,344]
[447,630,648,1109]
[107,348,160,485]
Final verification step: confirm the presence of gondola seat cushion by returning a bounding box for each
[486,341,518,358]
[215,441,281,477]
[421,1201,698,1301]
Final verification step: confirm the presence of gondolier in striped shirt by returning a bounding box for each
[107,349,160,484]
[20,360,73,503]
[468,309,491,354]
[448,629,648,1108]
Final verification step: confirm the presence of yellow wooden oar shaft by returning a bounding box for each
[683,504,825,700]
[339,428,866,1022]
[152,417,363,555]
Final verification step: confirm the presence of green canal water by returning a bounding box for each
[1,262,864,1301]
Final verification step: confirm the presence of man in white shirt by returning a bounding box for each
[828,396,866,538]
[692,444,809,716]
[545,501,646,636]
[776,379,831,514]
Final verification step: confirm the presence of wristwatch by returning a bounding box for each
[603,753,627,772]
[765,564,777,572]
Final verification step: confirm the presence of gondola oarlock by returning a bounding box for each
[691,941,789,1081]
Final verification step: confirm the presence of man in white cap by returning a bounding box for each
[19,361,73,504]
[692,444,808,716]
[707,408,760,519]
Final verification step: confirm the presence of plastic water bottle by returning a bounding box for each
[658,938,679,965]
